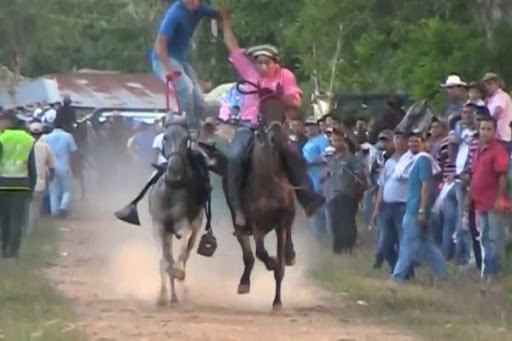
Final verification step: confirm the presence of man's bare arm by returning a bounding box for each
[154,35,172,73]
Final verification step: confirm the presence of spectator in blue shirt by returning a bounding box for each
[391,131,448,281]
[302,117,329,239]
[152,0,220,129]
[44,116,78,217]
[130,122,157,174]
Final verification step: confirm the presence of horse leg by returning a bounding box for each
[183,214,203,267]
[284,217,296,266]
[254,230,277,271]
[235,228,255,294]
[157,230,176,306]
[273,227,286,309]
[165,233,180,304]
[173,220,194,281]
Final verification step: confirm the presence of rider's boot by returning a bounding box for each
[227,128,253,229]
[227,152,246,228]
[189,150,212,205]
[279,144,325,217]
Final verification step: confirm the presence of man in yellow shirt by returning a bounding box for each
[0,111,37,260]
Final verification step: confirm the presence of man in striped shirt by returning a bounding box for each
[450,103,478,266]
[431,126,457,259]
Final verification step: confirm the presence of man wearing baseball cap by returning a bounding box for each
[26,121,55,235]
[482,72,512,154]
[302,117,330,238]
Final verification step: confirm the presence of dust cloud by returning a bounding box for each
[78,160,330,313]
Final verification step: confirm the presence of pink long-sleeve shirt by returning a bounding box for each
[487,88,512,142]
[228,48,302,125]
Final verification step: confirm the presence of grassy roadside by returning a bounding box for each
[0,219,86,341]
[310,227,512,341]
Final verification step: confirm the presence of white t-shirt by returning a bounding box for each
[455,128,476,175]
[42,109,57,124]
[33,107,43,118]
[152,133,166,163]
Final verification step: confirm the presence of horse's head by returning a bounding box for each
[162,113,191,186]
[266,121,286,149]
[395,100,435,135]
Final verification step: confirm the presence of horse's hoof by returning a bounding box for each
[156,298,168,307]
[272,302,282,310]
[172,268,186,281]
[265,257,278,271]
[237,283,250,294]
[170,296,179,304]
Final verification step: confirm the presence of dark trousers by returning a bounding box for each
[326,193,358,253]
[0,191,30,258]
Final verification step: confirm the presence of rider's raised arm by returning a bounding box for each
[219,7,240,54]
[154,8,179,71]
[219,6,259,81]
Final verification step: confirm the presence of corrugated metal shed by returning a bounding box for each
[0,70,177,111]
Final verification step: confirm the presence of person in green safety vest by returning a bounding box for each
[0,110,37,261]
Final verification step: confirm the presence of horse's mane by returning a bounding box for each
[259,97,287,125]
[164,113,188,128]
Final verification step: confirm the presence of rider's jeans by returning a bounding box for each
[48,168,73,216]
[153,58,204,129]
[226,127,253,212]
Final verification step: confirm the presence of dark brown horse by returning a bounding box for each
[201,96,296,309]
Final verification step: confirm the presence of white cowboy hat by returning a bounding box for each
[441,75,467,88]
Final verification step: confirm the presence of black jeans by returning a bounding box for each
[326,193,358,253]
[0,191,30,258]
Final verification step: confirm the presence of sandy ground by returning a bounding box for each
[43,180,419,341]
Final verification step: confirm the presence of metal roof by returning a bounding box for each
[0,71,178,111]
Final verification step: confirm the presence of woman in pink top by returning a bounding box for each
[219,6,325,227]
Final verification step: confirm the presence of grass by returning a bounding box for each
[0,219,86,341]
[311,225,512,341]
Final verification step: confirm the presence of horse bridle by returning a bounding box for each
[235,79,287,131]
[160,122,192,173]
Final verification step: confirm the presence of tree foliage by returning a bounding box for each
[1,0,512,108]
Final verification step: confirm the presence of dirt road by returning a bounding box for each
[44,186,418,341]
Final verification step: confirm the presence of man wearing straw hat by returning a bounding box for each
[482,72,512,154]
[440,75,467,121]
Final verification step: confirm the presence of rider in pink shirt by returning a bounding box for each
[219,6,324,228]
[228,49,302,125]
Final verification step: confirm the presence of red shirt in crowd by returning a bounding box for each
[470,139,509,211]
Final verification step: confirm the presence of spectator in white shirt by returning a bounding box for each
[26,122,55,234]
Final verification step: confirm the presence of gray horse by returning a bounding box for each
[148,113,204,305]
